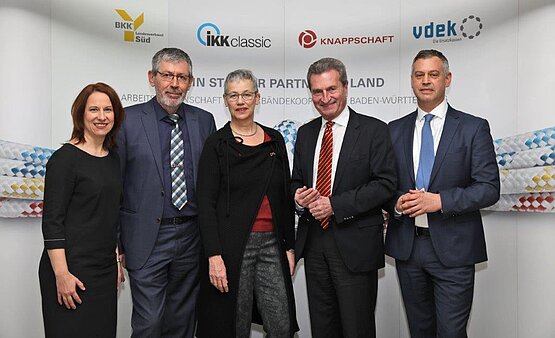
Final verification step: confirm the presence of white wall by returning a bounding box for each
[516,2,555,337]
[0,2,52,338]
[1,1,554,337]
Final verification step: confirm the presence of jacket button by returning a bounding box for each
[156,218,161,223]
[161,191,165,196]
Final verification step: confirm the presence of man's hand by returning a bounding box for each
[399,189,442,217]
[308,196,333,221]
[295,186,320,208]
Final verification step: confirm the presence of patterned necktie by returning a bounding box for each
[315,121,334,230]
[415,114,435,191]
[168,113,187,210]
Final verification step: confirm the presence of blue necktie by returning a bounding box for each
[415,114,435,191]
[168,113,187,210]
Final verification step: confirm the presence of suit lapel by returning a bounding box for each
[333,109,360,193]
[183,105,200,184]
[429,106,460,188]
[141,100,164,183]
[304,118,321,187]
[403,111,417,187]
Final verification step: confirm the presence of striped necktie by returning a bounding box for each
[315,121,334,229]
[168,113,187,210]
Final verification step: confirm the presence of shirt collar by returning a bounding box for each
[322,105,350,128]
[417,99,448,121]
[154,97,184,122]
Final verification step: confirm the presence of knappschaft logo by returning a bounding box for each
[412,15,483,43]
[196,22,272,48]
[299,30,318,48]
[297,29,394,49]
[114,9,164,43]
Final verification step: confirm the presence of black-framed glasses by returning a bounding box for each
[224,91,257,102]
[157,72,191,83]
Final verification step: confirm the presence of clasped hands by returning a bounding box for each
[294,186,333,221]
[396,189,442,217]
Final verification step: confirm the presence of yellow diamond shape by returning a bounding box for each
[124,31,134,42]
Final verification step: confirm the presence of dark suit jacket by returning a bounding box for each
[291,108,397,272]
[117,98,216,270]
[385,105,500,267]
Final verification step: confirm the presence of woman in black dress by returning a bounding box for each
[39,83,125,337]
[197,69,298,337]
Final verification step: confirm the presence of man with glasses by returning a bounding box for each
[291,57,397,337]
[117,47,216,337]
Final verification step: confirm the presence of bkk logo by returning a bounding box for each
[114,9,163,43]
[115,9,144,42]
[196,23,271,48]
[412,15,483,43]
[298,29,394,49]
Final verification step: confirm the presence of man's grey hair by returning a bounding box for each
[412,49,449,75]
[151,48,193,77]
[306,57,348,90]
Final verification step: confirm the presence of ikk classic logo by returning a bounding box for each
[298,29,394,49]
[196,23,272,48]
[412,15,483,43]
[114,9,164,43]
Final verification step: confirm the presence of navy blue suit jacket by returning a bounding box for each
[292,108,397,272]
[384,105,500,267]
[117,98,216,270]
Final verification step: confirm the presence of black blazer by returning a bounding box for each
[385,105,500,267]
[291,108,397,272]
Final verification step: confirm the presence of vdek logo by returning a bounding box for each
[412,15,483,43]
[196,23,272,48]
[298,29,394,49]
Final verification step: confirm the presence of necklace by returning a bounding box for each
[231,123,258,137]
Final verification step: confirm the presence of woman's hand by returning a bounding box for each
[47,248,85,310]
[117,254,125,289]
[209,255,229,293]
[55,272,85,310]
[286,250,296,276]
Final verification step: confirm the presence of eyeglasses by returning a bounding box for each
[157,72,191,83]
[224,91,257,102]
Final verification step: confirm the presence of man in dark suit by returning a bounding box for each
[385,49,500,338]
[291,57,397,338]
[117,48,216,337]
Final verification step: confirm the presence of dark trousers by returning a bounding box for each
[128,220,200,338]
[236,232,291,338]
[396,235,475,338]
[304,223,378,338]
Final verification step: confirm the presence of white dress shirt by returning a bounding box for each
[312,105,350,191]
[412,99,448,227]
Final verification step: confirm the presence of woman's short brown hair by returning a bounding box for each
[70,82,125,149]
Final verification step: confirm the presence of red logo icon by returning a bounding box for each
[298,30,317,48]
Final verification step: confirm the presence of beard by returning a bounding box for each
[156,86,187,111]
